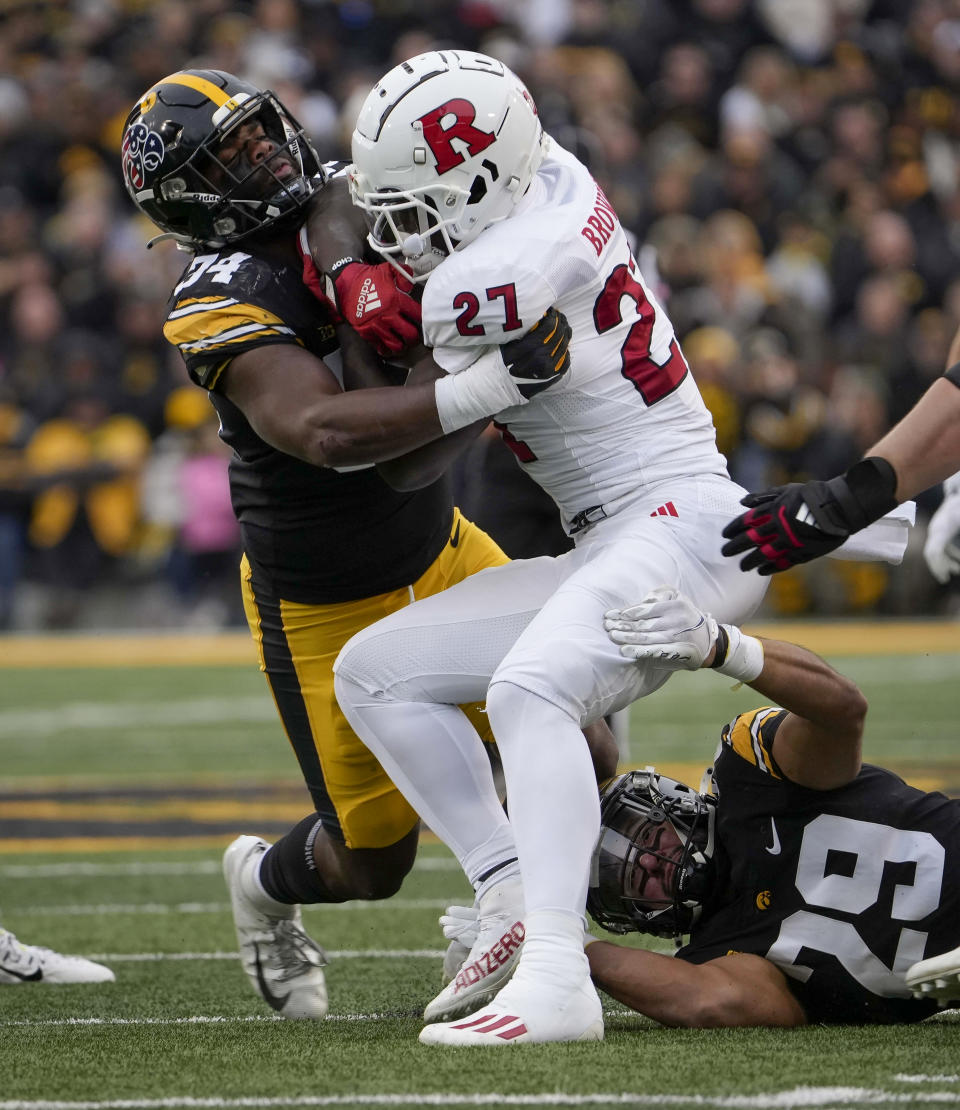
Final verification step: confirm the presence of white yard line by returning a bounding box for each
[893,1076,960,1084]
[0,697,276,736]
[3,1086,960,1109]
[0,859,459,879]
[84,950,445,962]
[6,899,450,916]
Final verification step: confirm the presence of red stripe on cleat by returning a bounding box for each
[497,1022,528,1040]
[471,1014,519,1034]
[452,1012,499,1030]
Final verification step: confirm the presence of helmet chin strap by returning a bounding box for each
[146,231,199,250]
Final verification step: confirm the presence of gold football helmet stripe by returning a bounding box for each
[152,72,233,107]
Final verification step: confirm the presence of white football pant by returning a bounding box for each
[334,475,766,952]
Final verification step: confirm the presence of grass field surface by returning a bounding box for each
[1,625,959,1108]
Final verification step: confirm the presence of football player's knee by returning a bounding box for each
[342,832,418,900]
[485,679,524,736]
[486,678,574,742]
[343,862,408,901]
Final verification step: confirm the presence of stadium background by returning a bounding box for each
[0,0,958,631]
[2,7,960,1104]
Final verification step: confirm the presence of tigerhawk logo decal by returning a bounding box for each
[122,122,164,191]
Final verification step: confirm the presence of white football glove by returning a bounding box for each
[924,476,960,584]
[438,903,479,986]
[604,586,719,671]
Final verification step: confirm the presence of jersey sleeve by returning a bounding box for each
[162,251,303,392]
[718,707,788,779]
[421,247,557,368]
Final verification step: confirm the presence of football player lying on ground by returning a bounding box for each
[575,587,960,1025]
[0,926,113,985]
[121,68,616,1021]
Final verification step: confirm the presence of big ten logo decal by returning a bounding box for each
[416,99,495,174]
[122,123,165,191]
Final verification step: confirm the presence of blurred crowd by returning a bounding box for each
[1,0,959,629]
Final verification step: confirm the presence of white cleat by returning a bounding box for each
[905,946,960,1007]
[0,928,114,985]
[418,968,604,1046]
[223,835,328,1019]
[424,876,524,1023]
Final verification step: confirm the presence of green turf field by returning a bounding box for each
[1,632,959,1109]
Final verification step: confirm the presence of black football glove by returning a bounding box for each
[721,457,899,575]
[499,307,572,399]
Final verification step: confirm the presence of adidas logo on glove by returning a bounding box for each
[355,277,382,319]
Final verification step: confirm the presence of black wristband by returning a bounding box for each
[837,456,899,529]
[710,624,730,669]
[328,256,360,279]
[944,362,960,389]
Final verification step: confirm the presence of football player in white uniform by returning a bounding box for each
[331,50,768,1045]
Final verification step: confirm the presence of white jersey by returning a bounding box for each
[421,140,728,533]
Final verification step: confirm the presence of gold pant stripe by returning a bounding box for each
[240,510,508,849]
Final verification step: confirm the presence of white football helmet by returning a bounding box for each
[349,50,547,281]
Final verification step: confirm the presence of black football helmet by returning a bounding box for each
[120,69,323,248]
[587,767,716,938]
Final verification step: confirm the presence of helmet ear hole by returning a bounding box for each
[467,175,487,206]
[158,120,182,148]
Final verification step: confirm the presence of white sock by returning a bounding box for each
[243,851,291,915]
[511,909,589,992]
[334,674,516,884]
[485,681,599,916]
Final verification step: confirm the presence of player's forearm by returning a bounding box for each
[747,638,866,735]
[293,383,448,467]
[867,378,960,502]
[746,637,865,788]
[377,418,488,490]
[304,177,367,272]
[336,326,399,392]
[586,942,804,1027]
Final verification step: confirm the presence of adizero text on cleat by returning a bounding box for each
[423,876,524,1023]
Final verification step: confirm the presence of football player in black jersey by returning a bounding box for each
[121,69,610,1021]
[582,587,960,1025]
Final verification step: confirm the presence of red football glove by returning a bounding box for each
[331,260,422,355]
[298,239,422,356]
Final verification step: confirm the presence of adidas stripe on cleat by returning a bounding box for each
[418,974,603,1046]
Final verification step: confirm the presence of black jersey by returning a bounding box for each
[677,707,960,1024]
[162,238,452,603]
